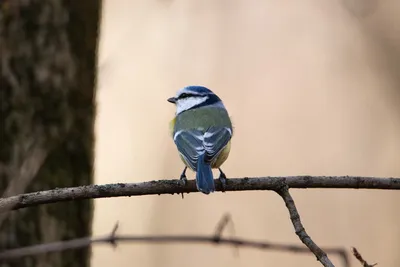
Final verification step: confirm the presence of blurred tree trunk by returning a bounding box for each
[0,0,101,266]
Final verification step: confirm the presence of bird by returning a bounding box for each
[168,85,233,194]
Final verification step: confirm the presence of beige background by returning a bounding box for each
[92,0,400,266]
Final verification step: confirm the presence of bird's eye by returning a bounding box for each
[179,93,189,98]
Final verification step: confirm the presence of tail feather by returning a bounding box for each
[196,154,215,194]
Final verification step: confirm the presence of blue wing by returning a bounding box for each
[174,129,205,170]
[203,127,232,164]
[174,127,232,169]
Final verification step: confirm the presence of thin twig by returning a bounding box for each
[0,221,349,266]
[109,221,119,248]
[352,247,377,267]
[213,213,240,257]
[213,213,232,239]
[276,185,334,267]
[0,176,399,214]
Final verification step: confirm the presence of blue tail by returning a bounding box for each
[196,154,215,194]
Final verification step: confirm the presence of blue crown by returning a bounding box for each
[183,85,213,94]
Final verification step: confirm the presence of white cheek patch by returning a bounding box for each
[176,96,208,114]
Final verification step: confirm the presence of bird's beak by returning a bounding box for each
[167,97,177,104]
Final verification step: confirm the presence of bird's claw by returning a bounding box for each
[179,177,187,199]
[180,175,187,186]
[179,167,188,199]
[179,167,188,186]
[219,168,227,192]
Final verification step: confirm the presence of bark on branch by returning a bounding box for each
[0,176,389,266]
[352,247,377,267]
[0,176,398,213]
[276,186,334,266]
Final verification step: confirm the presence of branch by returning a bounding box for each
[352,247,377,267]
[213,213,233,239]
[0,218,349,266]
[0,176,398,213]
[277,186,334,267]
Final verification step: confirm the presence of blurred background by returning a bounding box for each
[92,0,400,267]
[1,0,399,266]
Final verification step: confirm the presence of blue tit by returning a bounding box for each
[168,85,233,194]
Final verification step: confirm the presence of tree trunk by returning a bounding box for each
[0,0,101,266]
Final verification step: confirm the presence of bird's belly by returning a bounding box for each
[211,140,231,168]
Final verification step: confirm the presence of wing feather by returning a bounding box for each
[174,127,232,169]
[174,130,204,170]
[203,127,232,163]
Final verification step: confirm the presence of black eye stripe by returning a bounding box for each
[179,93,201,99]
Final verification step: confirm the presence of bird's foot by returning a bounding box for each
[180,167,188,186]
[180,167,188,199]
[218,168,227,192]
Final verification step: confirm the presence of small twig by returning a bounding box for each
[276,185,334,267]
[109,221,119,248]
[213,213,231,239]
[0,176,399,214]
[352,247,377,267]
[0,221,349,265]
[213,213,240,257]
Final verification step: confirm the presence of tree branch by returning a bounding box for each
[213,213,233,239]
[0,176,398,213]
[352,247,377,267]
[0,219,349,267]
[276,186,334,267]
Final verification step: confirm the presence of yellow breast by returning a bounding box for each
[169,117,176,138]
[211,140,231,169]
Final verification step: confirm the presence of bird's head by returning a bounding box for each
[168,85,224,115]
